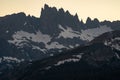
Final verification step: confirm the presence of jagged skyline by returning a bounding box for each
[0,0,120,22]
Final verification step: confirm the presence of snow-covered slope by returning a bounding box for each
[7,25,113,53]
[9,30,51,44]
[0,56,24,63]
[80,25,112,41]
[58,25,80,39]
[8,30,67,52]
[58,25,113,41]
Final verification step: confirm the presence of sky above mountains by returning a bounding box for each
[0,0,120,22]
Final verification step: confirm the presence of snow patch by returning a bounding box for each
[8,30,66,50]
[80,25,112,41]
[104,37,120,51]
[58,25,112,42]
[50,54,54,56]
[6,30,9,33]
[54,53,83,66]
[72,53,84,59]
[55,58,80,66]
[2,56,24,63]
[58,50,62,53]
[24,22,27,25]
[115,53,120,59]
[114,37,120,40]
[46,42,66,49]
[8,30,51,47]
[75,44,80,47]
[69,45,74,48]
[32,45,46,52]
[58,25,80,39]
[111,44,120,51]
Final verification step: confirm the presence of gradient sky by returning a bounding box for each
[0,0,120,22]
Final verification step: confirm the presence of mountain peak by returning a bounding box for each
[59,8,65,13]
[1,12,26,19]
[44,4,49,9]
[74,13,78,18]
[86,17,92,23]
[40,4,81,34]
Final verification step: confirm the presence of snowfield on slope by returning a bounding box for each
[80,25,112,41]
[8,25,113,52]
[8,30,67,51]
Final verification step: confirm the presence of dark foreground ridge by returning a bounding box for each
[1,30,120,80]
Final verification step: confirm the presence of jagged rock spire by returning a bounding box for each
[39,4,81,35]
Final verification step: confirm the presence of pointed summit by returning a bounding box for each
[85,17,92,27]
[74,13,78,18]
[86,17,100,28]
[44,4,49,9]
[66,10,70,15]
[40,4,57,17]
[59,8,65,13]
[86,17,92,24]
[74,13,80,22]
[93,18,99,23]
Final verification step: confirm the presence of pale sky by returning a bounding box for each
[0,0,120,22]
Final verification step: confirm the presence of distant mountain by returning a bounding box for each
[0,4,120,76]
[2,30,120,80]
[0,4,119,60]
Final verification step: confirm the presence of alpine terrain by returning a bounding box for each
[0,4,120,80]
